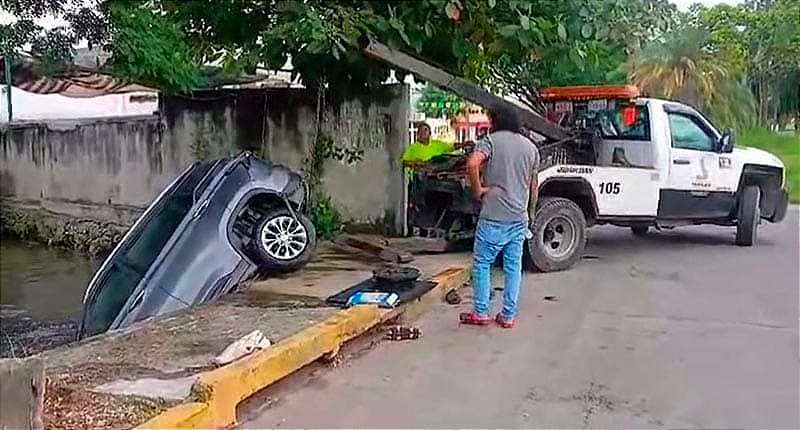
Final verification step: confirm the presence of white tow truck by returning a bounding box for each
[364,43,791,272]
[529,85,789,271]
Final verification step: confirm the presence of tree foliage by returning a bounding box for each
[697,0,800,126]
[1,0,91,62]
[416,84,466,119]
[629,0,799,130]
[627,26,757,130]
[3,0,679,99]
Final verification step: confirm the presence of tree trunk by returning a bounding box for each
[677,79,700,109]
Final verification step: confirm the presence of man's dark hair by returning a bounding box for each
[487,103,521,132]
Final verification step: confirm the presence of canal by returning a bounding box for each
[0,239,100,357]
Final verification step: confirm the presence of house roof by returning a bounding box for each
[1,56,155,98]
[1,53,292,97]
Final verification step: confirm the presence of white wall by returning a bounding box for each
[0,86,158,122]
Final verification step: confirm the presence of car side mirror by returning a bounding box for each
[718,129,735,153]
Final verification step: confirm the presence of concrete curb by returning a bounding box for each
[136,265,469,429]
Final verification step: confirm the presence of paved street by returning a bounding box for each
[241,208,799,429]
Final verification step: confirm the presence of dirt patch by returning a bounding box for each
[44,375,176,430]
[227,290,327,308]
[0,305,78,358]
[43,305,337,384]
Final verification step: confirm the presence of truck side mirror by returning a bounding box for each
[718,129,735,153]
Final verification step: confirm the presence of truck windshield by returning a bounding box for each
[81,160,223,337]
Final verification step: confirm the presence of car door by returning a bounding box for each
[658,106,735,219]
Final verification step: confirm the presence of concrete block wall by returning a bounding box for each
[0,85,409,233]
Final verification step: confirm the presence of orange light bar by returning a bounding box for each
[540,85,641,101]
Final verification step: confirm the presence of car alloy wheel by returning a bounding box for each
[259,215,308,260]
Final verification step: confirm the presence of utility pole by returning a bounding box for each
[4,55,11,122]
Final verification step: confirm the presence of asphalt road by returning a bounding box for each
[240,208,799,429]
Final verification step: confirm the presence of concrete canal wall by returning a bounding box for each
[0,357,45,430]
[0,84,409,236]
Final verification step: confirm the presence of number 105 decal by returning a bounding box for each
[599,182,621,194]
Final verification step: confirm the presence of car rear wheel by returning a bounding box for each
[527,197,587,272]
[252,208,316,271]
[631,225,649,237]
[735,186,760,247]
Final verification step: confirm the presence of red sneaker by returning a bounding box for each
[459,312,490,326]
[495,313,515,329]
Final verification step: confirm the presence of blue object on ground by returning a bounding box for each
[346,292,399,308]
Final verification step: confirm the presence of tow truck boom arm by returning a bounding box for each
[363,41,571,142]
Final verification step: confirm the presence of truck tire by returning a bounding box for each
[735,186,760,247]
[252,208,317,271]
[527,197,587,272]
[631,225,649,237]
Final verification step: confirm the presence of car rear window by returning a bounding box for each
[82,160,221,336]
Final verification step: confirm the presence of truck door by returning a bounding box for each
[659,106,735,219]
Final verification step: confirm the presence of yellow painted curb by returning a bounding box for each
[136,265,469,430]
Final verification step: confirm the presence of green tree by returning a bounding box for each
[0,0,200,92]
[695,0,800,127]
[457,0,679,110]
[3,0,679,100]
[627,26,757,130]
[416,85,465,119]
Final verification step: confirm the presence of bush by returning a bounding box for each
[739,129,800,203]
[309,195,343,240]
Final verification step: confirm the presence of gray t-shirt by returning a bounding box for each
[475,130,540,223]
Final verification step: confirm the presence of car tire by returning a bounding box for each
[527,197,587,272]
[735,185,760,247]
[252,208,316,271]
[373,266,421,285]
[631,225,649,237]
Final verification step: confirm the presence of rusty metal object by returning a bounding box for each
[384,326,422,341]
[445,289,462,305]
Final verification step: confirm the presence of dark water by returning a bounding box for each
[0,239,100,357]
[1,239,100,320]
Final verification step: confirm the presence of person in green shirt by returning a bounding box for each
[402,122,456,169]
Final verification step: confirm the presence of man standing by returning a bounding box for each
[460,104,539,329]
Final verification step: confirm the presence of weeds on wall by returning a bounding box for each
[309,195,343,240]
[190,123,215,162]
[300,85,365,240]
[0,207,122,256]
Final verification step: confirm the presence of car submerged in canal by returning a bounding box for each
[78,151,316,339]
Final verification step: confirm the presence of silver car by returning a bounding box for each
[78,151,316,339]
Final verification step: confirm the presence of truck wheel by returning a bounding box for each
[527,197,587,272]
[252,208,317,271]
[735,186,760,247]
[631,225,649,237]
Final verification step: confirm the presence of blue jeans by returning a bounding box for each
[472,218,527,319]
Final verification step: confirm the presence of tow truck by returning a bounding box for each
[364,42,791,272]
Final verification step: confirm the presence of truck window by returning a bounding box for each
[668,113,716,151]
[598,104,651,141]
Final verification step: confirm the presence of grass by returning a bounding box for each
[739,128,800,203]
